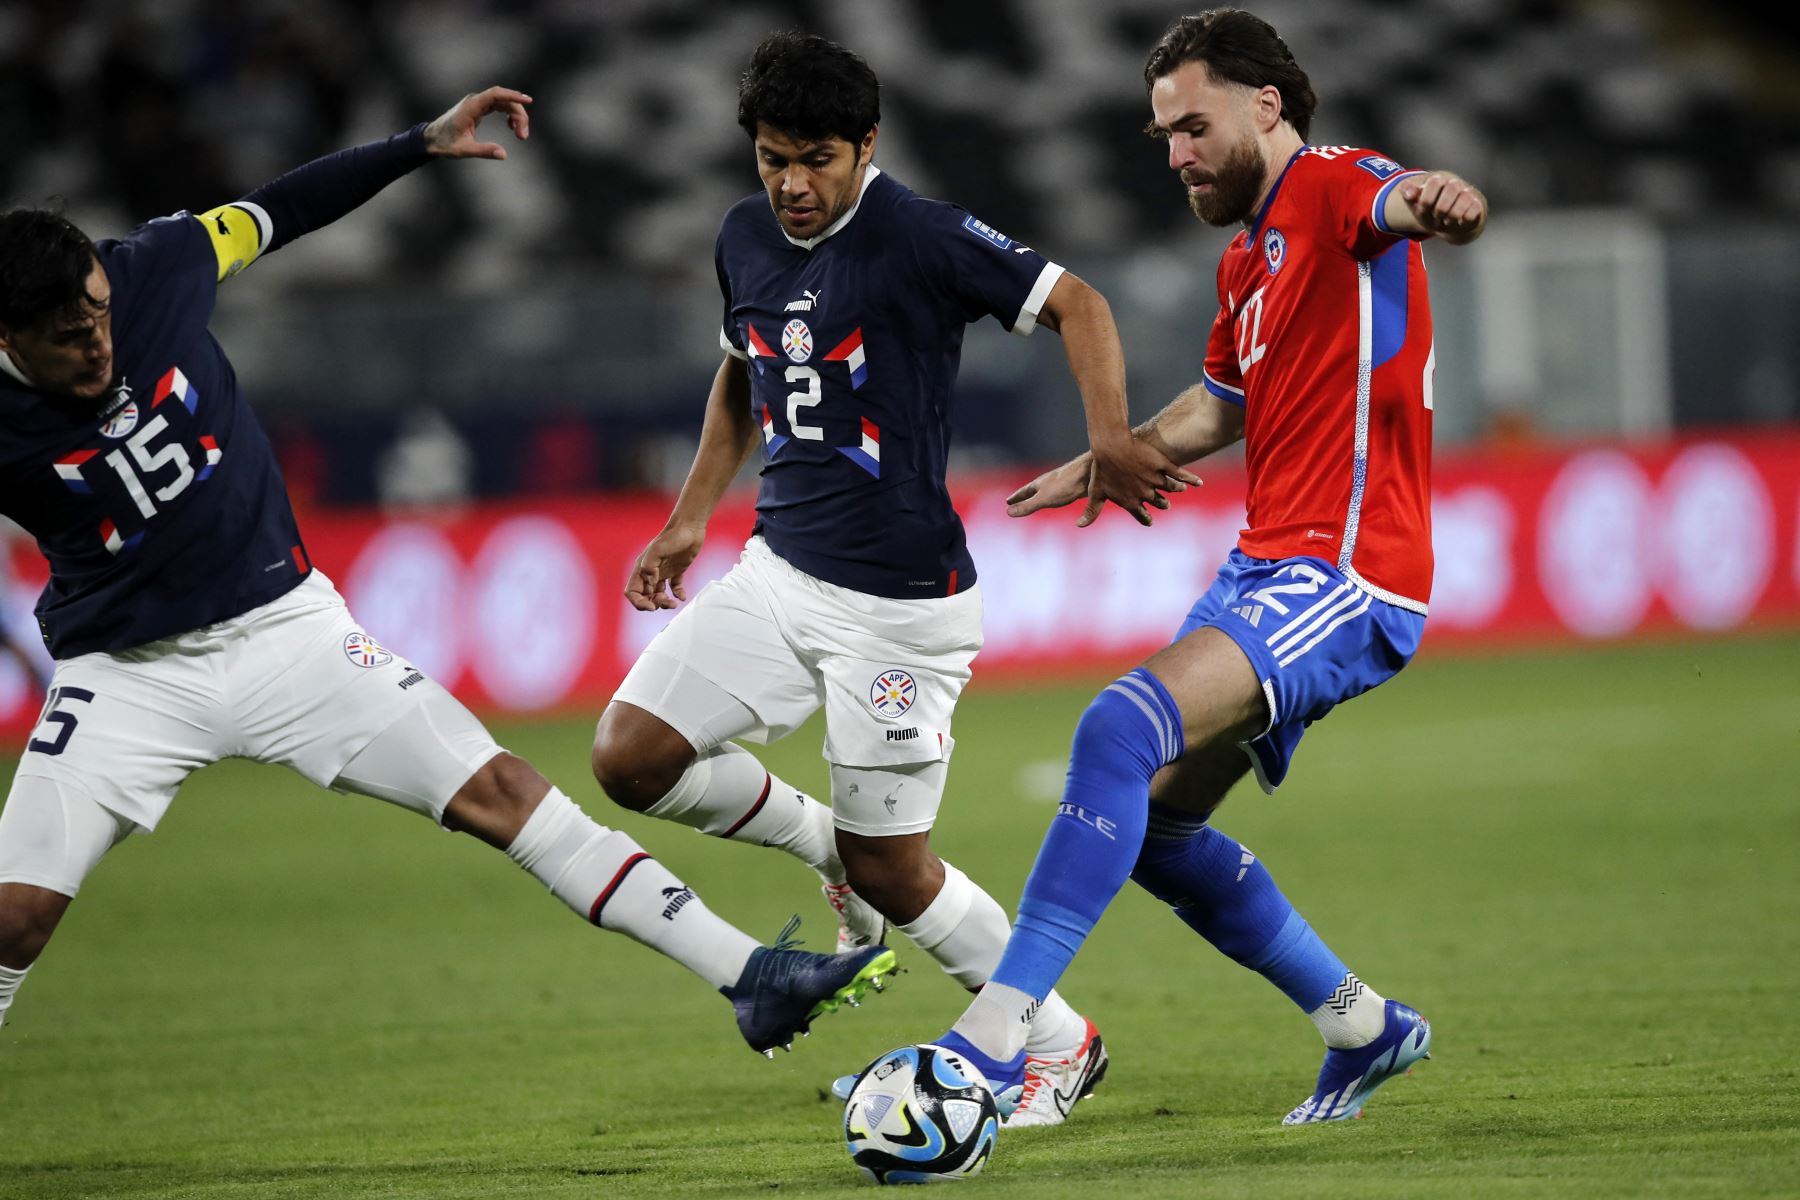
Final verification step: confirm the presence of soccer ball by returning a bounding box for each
[843,1043,998,1184]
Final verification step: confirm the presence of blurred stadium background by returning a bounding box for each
[3,0,1799,719]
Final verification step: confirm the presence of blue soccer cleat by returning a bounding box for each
[1282,999,1431,1124]
[722,916,896,1056]
[833,1030,1026,1115]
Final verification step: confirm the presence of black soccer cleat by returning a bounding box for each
[722,916,897,1056]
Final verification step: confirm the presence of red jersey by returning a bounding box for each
[1202,145,1435,613]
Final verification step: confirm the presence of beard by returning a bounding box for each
[1182,133,1267,227]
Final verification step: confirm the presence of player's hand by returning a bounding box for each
[1399,171,1486,244]
[625,524,704,612]
[1006,453,1093,518]
[423,87,532,160]
[1084,437,1202,528]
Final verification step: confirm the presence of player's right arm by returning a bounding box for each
[1005,385,1243,521]
[192,87,531,284]
[624,356,757,611]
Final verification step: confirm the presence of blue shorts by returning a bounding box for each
[1174,550,1425,792]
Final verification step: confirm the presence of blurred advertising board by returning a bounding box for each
[4,431,1799,737]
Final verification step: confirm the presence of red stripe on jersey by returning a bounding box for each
[946,569,958,596]
[291,543,308,573]
[745,323,776,358]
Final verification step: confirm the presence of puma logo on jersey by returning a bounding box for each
[784,288,823,312]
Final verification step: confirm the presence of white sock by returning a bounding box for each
[507,788,756,989]
[952,981,1040,1063]
[898,862,1086,1057]
[0,963,28,1028]
[1309,972,1388,1048]
[646,744,842,882]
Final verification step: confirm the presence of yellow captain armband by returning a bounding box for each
[195,202,273,283]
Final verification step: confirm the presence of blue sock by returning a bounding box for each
[991,669,1184,1000]
[1131,816,1348,1012]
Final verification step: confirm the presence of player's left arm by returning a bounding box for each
[196,86,532,284]
[1380,170,1488,245]
[1037,273,1201,526]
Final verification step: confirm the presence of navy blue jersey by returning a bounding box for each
[0,215,309,658]
[715,168,1064,598]
[0,125,430,658]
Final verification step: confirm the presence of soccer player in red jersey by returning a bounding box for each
[916,9,1488,1125]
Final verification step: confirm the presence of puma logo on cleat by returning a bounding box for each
[659,885,696,919]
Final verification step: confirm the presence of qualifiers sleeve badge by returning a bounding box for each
[868,669,917,720]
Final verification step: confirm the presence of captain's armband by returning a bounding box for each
[195,202,274,283]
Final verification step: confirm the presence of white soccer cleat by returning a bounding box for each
[822,881,887,955]
[1002,1017,1109,1128]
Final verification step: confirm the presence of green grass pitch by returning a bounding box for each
[2,634,1797,1198]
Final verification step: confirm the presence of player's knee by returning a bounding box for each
[837,832,939,924]
[478,753,550,821]
[1071,670,1186,780]
[591,704,694,812]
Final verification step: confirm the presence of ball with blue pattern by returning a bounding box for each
[843,1043,999,1184]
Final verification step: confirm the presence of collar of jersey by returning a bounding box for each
[0,350,34,389]
[1246,145,1308,241]
[780,165,883,250]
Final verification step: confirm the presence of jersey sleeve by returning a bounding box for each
[100,213,224,329]
[1315,149,1427,260]
[1202,300,1245,407]
[906,200,1065,336]
[714,230,748,361]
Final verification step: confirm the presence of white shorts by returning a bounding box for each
[12,572,496,832]
[613,537,983,770]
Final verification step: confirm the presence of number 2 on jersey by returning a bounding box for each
[785,365,825,440]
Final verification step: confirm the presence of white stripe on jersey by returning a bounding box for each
[1338,261,1373,578]
[1011,262,1066,337]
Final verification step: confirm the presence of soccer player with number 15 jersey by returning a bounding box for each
[932,9,1489,1125]
[0,88,898,1063]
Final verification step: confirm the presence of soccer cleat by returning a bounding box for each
[822,881,887,954]
[1282,999,1431,1125]
[721,916,897,1055]
[933,1030,1026,1116]
[1002,1017,1109,1128]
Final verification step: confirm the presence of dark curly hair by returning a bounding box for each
[1143,9,1317,141]
[0,208,99,331]
[737,31,881,146]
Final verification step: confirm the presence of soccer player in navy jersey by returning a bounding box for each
[590,31,1195,1127]
[912,9,1489,1127]
[0,86,898,1061]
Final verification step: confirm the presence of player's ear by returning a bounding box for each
[858,125,879,168]
[1256,85,1284,134]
